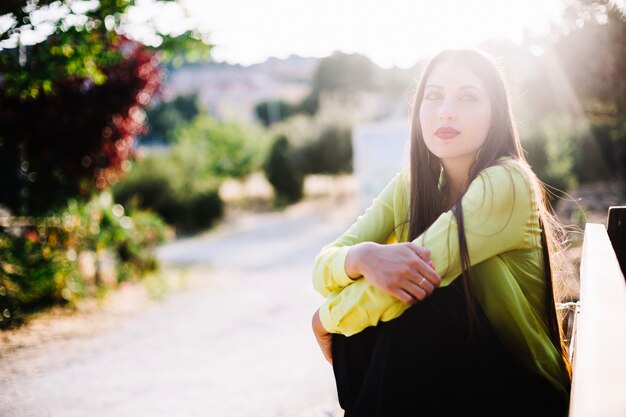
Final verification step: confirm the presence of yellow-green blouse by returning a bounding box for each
[312,157,570,399]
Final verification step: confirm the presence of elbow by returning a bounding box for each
[312,275,330,297]
[312,254,332,297]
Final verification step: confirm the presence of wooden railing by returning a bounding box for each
[568,206,626,416]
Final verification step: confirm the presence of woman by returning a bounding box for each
[310,49,571,416]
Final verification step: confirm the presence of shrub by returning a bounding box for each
[0,227,81,329]
[295,125,353,175]
[174,115,269,180]
[112,154,223,235]
[0,192,169,329]
[254,100,298,126]
[270,113,354,179]
[572,120,626,183]
[263,135,304,205]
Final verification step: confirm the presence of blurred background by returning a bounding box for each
[0,0,625,416]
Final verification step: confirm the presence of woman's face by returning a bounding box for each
[419,61,492,167]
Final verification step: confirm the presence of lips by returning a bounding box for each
[435,127,460,140]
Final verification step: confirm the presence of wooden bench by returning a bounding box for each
[566,206,626,416]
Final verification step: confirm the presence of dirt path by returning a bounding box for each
[0,192,359,417]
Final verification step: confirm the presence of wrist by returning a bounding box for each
[345,242,376,279]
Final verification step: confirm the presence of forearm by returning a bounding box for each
[344,242,378,279]
[311,172,401,296]
[318,279,410,335]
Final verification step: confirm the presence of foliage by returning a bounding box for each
[111,154,224,235]
[255,51,380,124]
[158,29,213,69]
[0,192,169,329]
[254,99,298,126]
[0,36,161,216]
[572,120,626,183]
[173,115,269,179]
[311,51,376,95]
[294,125,353,175]
[0,225,81,329]
[263,136,304,205]
[297,51,378,116]
[0,1,212,98]
[63,192,169,282]
[489,0,626,193]
[141,93,201,144]
[554,0,626,117]
[269,103,354,178]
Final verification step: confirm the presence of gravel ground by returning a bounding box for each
[1,175,622,417]
[0,188,359,417]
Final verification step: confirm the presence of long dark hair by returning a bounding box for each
[406,49,571,376]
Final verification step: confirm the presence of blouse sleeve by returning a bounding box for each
[412,162,535,286]
[311,171,401,297]
[318,161,536,335]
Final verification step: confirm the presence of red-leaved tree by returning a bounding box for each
[0,34,162,215]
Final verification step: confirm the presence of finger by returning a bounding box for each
[400,284,427,303]
[407,243,431,262]
[405,245,439,281]
[415,275,436,295]
[409,256,441,287]
[393,288,419,305]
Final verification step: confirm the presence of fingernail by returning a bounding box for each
[428,261,435,269]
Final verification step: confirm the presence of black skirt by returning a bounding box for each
[331,279,568,417]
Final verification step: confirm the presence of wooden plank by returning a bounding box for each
[607,206,626,277]
[569,223,626,417]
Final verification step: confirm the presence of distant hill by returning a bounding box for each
[165,55,319,123]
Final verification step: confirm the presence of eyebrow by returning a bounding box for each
[425,85,481,91]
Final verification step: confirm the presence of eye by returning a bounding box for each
[424,90,443,100]
[459,92,478,102]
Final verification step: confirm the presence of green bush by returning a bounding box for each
[263,135,304,205]
[295,125,353,175]
[0,227,81,328]
[572,120,626,183]
[174,115,269,180]
[523,117,626,197]
[270,112,353,178]
[0,192,169,329]
[522,116,579,196]
[65,194,170,283]
[254,100,298,126]
[112,154,223,235]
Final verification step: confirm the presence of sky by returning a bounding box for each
[171,0,568,68]
[3,0,571,68]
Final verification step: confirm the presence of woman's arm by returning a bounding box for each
[345,241,439,305]
[312,171,401,297]
[411,162,533,285]
[318,161,535,336]
[312,308,333,364]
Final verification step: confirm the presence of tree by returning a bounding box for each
[299,51,377,115]
[173,115,267,180]
[263,136,304,205]
[311,51,376,94]
[552,0,626,118]
[0,1,213,99]
[0,36,161,215]
[141,93,201,144]
[0,0,212,215]
[254,99,298,126]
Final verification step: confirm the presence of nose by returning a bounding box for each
[438,110,457,121]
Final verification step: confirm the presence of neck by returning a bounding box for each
[441,156,475,203]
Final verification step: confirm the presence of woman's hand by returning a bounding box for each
[312,309,333,364]
[345,242,441,305]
